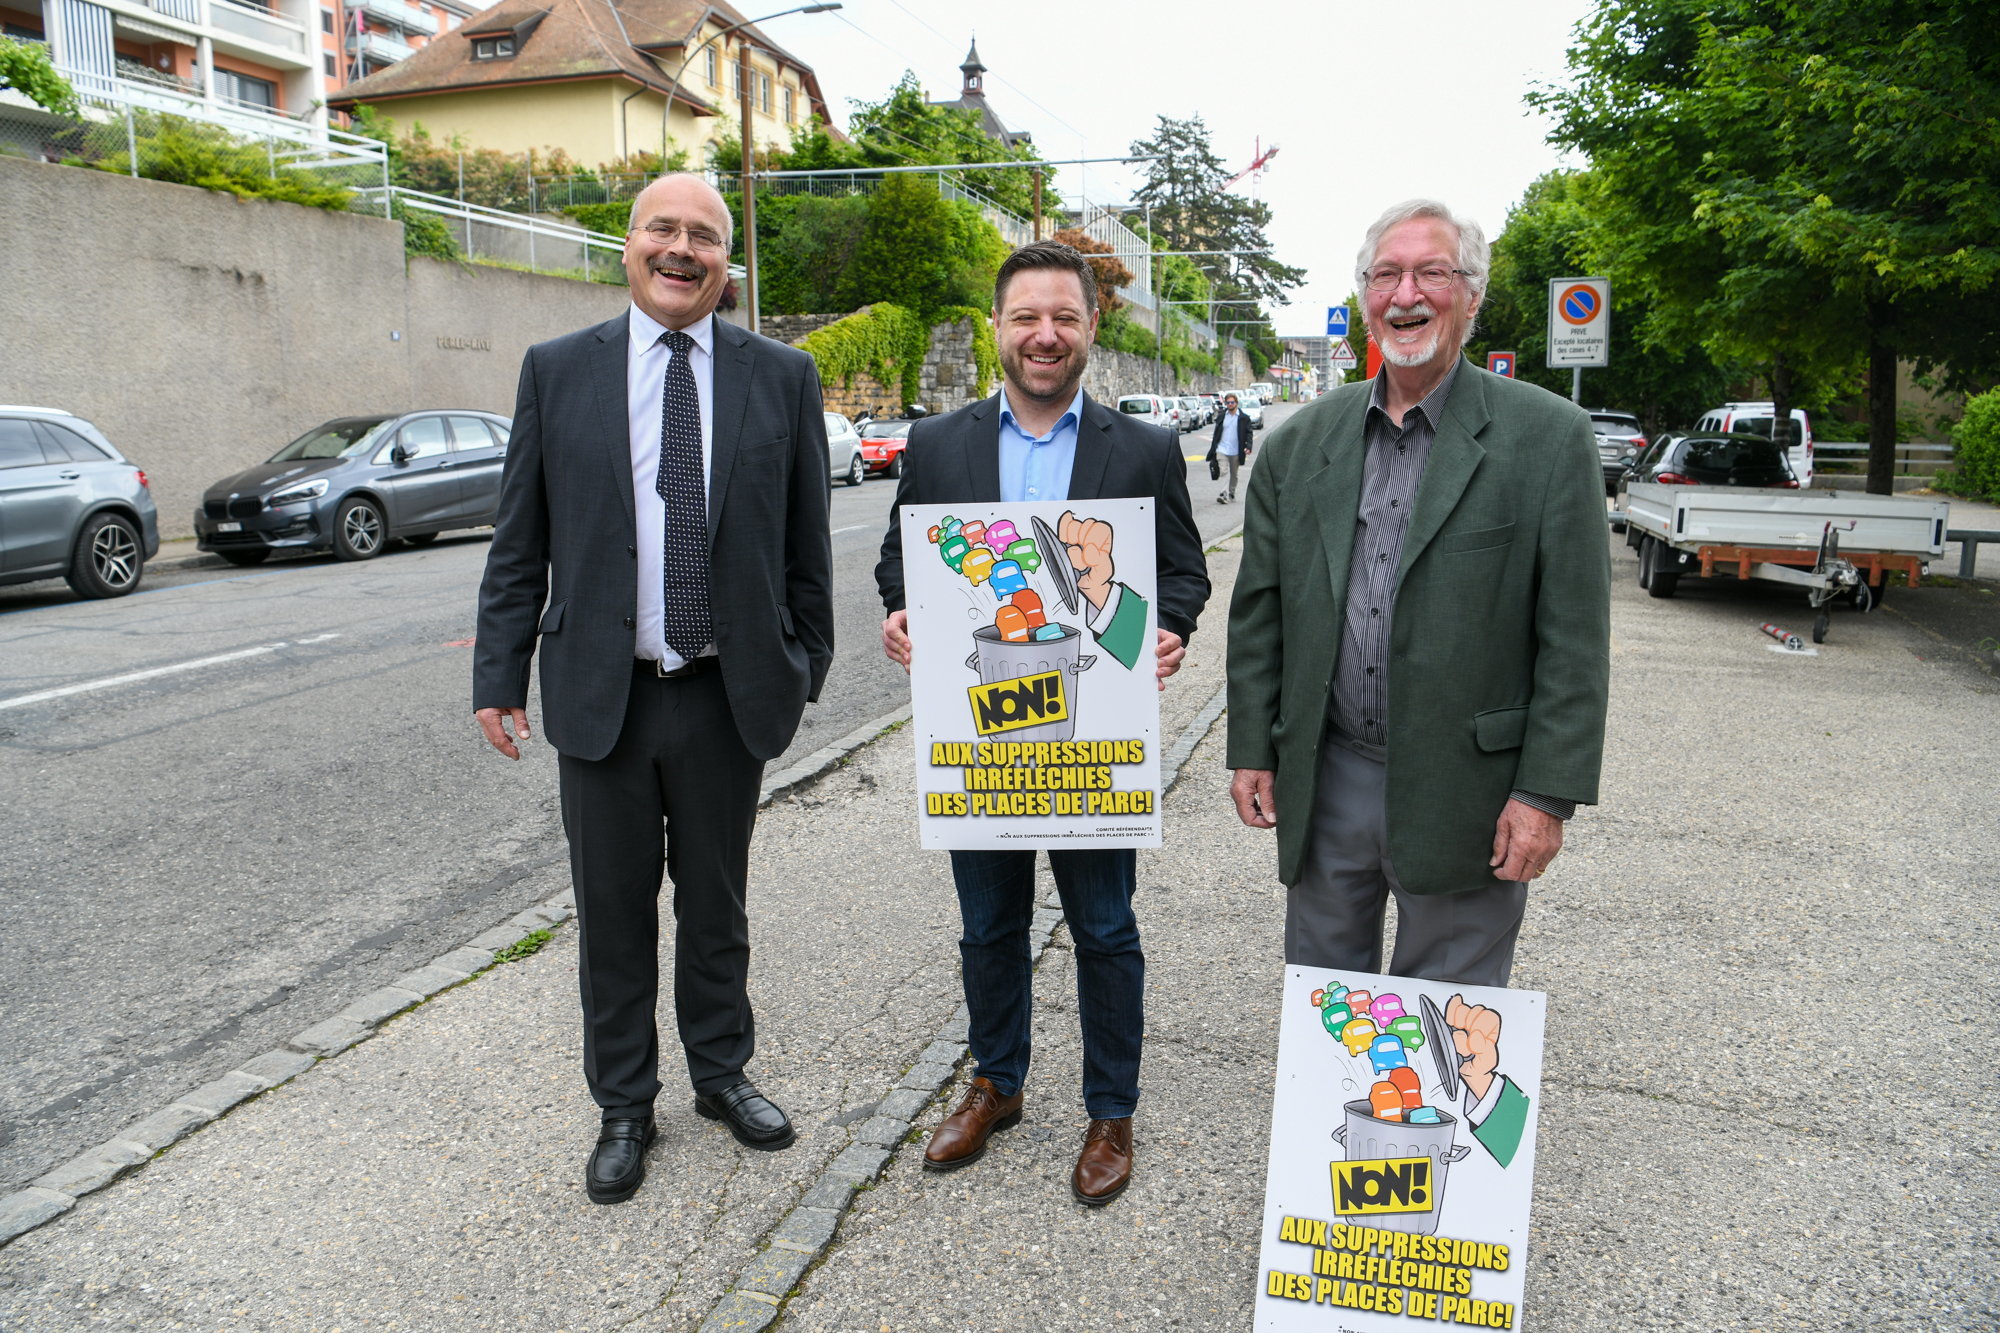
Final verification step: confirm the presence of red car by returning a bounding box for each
[859,419,912,477]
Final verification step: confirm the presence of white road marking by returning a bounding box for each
[0,635,343,711]
[831,525,869,535]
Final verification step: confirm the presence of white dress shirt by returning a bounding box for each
[627,304,716,667]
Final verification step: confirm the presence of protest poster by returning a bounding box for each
[900,499,1161,850]
[1256,967,1547,1331]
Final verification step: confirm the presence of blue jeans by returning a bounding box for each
[949,848,1143,1120]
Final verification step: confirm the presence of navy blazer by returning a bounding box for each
[874,391,1210,643]
[474,313,835,762]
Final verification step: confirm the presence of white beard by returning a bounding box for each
[1376,301,1442,368]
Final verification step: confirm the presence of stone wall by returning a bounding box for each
[0,157,628,540]
[761,312,852,346]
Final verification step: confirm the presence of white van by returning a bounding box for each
[1116,394,1174,430]
[1694,402,1814,486]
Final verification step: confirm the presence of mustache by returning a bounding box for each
[1386,302,1434,321]
[650,257,707,280]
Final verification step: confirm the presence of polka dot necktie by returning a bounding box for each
[656,329,711,661]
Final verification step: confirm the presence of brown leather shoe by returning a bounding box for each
[923,1076,1023,1172]
[1071,1117,1133,1206]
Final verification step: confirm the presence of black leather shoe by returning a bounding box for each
[694,1078,796,1151]
[585,1115,656,1205]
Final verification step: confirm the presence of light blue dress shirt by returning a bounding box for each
[995,384,1084,504]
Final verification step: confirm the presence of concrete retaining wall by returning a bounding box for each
[0,156,627,540]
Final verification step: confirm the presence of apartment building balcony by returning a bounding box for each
[346,27,413,64]
[348,0,437,38]
[103,0,313,66]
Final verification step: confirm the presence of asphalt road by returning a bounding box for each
[0,411,1272,1194]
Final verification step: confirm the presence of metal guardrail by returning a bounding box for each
[1946,529,1999,580]
[349,186,626,279]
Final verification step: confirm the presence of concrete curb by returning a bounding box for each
[0,702,913,1252]
[686,685,1235,1333]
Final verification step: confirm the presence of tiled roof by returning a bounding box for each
[329,0,829,122]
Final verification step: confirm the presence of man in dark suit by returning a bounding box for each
[474,173,834,1204]
[876,241,1209,1206]
[1226,198,1609,988]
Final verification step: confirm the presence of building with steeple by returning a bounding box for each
[927,38,1031,150]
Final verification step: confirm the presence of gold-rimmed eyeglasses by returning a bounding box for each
[632,221,727,252]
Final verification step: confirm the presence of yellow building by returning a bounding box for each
[325,0,834,168]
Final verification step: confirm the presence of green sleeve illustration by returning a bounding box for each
[1093,584,1149,670]
[1471,1076,1528,1168]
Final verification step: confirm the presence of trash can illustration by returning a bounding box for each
[1331,1101,1471,1237]
[963,624,1096,742]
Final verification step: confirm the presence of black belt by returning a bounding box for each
[635,655,716,679]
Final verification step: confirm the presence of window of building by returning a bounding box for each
[323,52,335,75]
[731,52,741,98]
[320,8,333,32]
[782,85,794,123]
[759,71,771,114]
[215,68,277,109]
[704,46,716,86]
[472,35,515,59]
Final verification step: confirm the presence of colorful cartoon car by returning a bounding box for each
[1369,1082,1405,1122]
[985,519,1020,552]
[1367,1034,1409,1074]
[1003,539,1043,573]
[1340,1017,1380,1056]
[1370,993,1406,1024]
[1387,1015,1424,1052]
[961,546,997,585]
[990,559,1029,596]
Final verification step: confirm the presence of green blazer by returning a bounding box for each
[1224,361,1610,893]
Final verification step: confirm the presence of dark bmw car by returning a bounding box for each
[195,411,511,564]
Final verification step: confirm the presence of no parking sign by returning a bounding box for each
[1546,277,1609,368]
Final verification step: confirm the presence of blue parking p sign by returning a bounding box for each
[1326,306,1348,337]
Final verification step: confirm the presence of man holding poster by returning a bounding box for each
[877,241,1208,1205]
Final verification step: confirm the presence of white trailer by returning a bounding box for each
[1614,485,1950,643]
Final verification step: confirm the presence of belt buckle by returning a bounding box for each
[655,657,700,678]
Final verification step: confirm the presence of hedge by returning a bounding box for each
[1937,387,2000,503]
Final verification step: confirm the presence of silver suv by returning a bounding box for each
[0,407,161,598]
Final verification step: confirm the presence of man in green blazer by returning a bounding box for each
[1225,199,1610,986]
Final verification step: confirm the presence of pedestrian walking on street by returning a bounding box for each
[1225,198,1609,988]
[876,241,1210,1206]
[1206,393,1255,503]
[473,173,835,1204]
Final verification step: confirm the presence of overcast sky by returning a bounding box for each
[763,0,1596,335]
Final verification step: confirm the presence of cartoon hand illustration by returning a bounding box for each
[1445,995,1501,1103]
[1057,510,1114,613]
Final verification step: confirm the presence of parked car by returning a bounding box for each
[1590,409,1649,496]
[859,419,913,477]
[1250,382,1277,405]
[1180,396,1210,430]
[1694,402,1814,486]
[1116,394,1176,430]
[825,411,866,487]
[0,406,160,598]
[1612,432,1798,533]
[194,410,511,564]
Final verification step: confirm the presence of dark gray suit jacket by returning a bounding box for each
[874,392,1210,643]
[474,312,834,763]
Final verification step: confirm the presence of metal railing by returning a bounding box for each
[349,185,628,280]
[1,66,385,189]
[1814,441,1954,475]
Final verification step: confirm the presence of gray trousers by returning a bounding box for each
[1288,739,1528,988]
[1220,453,1241,498]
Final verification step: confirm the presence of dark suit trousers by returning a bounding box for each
[557,663,764,1118]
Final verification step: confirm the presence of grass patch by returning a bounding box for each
[493,928,552,963]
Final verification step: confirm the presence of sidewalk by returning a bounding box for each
[2,533,1996,1331]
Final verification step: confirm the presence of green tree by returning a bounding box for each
[1532,0,2000,491]
[0,36,78,116]
[1128,115,1305,308]
[761,193,870,314]
[1468,170,1733,430]
[841,172,1006,317]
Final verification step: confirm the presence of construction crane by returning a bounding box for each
[1223,138,1280,188]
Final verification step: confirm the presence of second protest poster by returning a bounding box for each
[901,498,1161,850]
